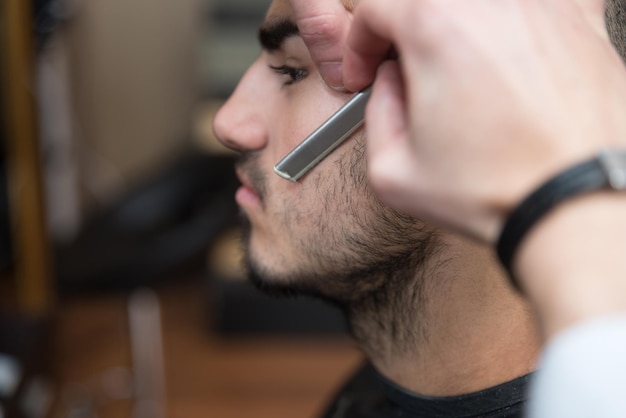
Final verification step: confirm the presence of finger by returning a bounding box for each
[365,60,418,209]
[289,0,352,89]
[344,0,400,92]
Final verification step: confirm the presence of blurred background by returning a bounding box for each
[0,0,364,417]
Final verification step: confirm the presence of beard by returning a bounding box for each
[234,139,447,356]
[239,209,445,356]
[239,214,438,303]
[236,138,443,312]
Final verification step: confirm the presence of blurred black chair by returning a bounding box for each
[55,150,240,294]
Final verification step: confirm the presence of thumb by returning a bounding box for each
[290,0,352,90]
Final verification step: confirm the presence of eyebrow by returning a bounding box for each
[258,19,300,51]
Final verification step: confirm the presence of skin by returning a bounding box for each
[282,1,626,415]
[288,0,626,340]
[289,0,624,90]
[213,0,540,397]
[343,0,626,339]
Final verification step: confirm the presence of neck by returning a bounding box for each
[345,234,540,397]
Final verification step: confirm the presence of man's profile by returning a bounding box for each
[212,0,626,417]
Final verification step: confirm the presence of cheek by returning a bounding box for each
[271,178,321,228]
[270,87,348,160]
[280,152,357,229]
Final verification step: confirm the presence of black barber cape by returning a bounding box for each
[320,362,531,418]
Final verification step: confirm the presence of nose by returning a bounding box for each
[213,60,268,152]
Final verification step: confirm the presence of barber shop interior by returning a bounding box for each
[0,0,365,417]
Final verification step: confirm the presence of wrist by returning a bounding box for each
[515,192,626,339]
[497,150,626,286]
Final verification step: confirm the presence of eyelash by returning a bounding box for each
[269,65,308,85]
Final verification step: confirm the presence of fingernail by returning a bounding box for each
[319,62,345,91]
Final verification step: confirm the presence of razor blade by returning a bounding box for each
[274,86,372,182]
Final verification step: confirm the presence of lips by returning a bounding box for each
[235,169,262,208]
[236,169,251,190]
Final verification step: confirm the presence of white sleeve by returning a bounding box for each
[528,314,626,418]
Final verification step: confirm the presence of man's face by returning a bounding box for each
[213,0,437,302]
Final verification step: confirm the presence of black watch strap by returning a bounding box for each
[497,150,626,290]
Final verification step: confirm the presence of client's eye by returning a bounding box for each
[269,65,308,85]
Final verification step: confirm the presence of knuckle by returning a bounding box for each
[297,13,343,44]
[368,154,398,194]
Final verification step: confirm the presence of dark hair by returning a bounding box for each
[607,0,626,61]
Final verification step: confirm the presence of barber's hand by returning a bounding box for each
[288,0,354,90]
[346,0,626,245]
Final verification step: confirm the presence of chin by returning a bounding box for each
[242,243,346,309]
[246,262,302,298]
[239,219,295,294]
